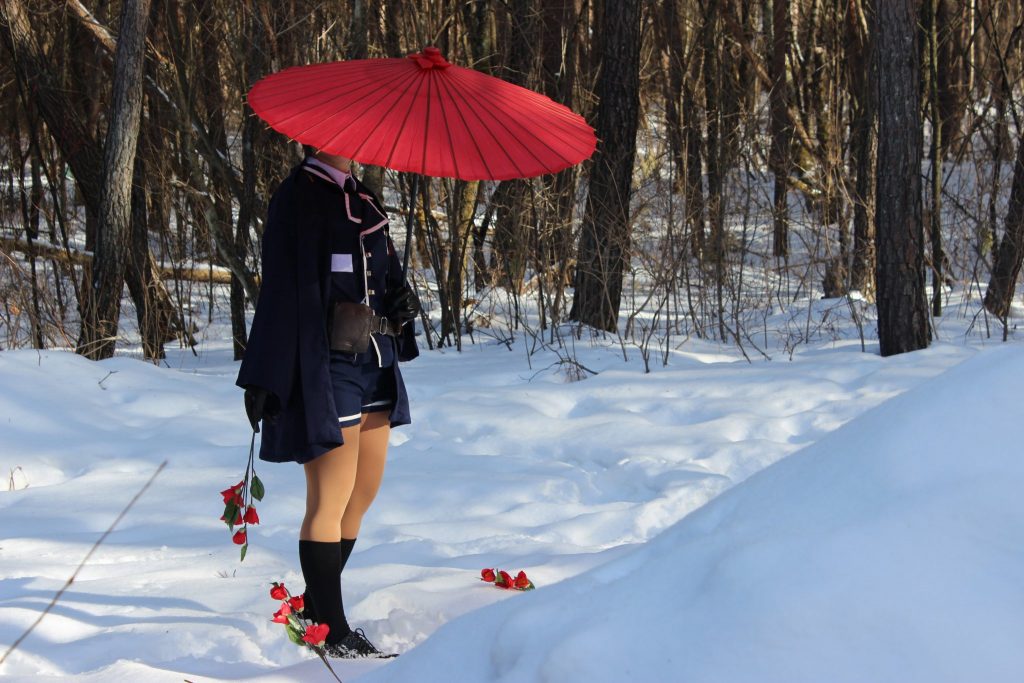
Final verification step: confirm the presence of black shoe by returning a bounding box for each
[324,628,398,659]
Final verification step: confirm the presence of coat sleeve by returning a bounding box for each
[386,233,420,363]
[236,181,300,412]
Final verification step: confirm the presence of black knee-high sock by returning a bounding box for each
[337,538,357,635]
[339,538,356,572]
[299,540,348,644]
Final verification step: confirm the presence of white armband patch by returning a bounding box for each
[331,254,354,272]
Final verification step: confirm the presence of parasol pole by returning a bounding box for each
[402,173,420,277]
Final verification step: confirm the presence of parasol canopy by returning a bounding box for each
[247,47,596,181]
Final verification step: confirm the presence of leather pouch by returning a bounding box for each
[329,301,374,353]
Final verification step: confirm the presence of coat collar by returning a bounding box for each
[303,157,357,192]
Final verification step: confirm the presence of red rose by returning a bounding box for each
[272,602,292,624]
[220,481,245,503]
[481,568,496,583]
[302,623,330,647]
[232,529,247,545]
[244,506,260,525]
[514,571,531,589]
[270,583,288,601]
[288,595,305,612]
[497,570,513,588]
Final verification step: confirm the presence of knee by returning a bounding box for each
[343,491,373,518]
[305,494,347,521]
[345,482,381,516]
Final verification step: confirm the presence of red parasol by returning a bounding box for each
[247,47,596,181]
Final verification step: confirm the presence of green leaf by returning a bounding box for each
[285,625,304,646]
[223,501,242,529]
[250,475,265,502]
[239,543,248,563]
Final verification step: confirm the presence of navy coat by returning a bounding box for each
[236,161,418,464]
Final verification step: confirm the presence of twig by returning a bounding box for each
[314,649,344,683]
[8,466,27,492]
[0,460,168,666]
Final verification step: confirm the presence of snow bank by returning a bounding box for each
[0,338,1014,682]
[360,344,1024,683]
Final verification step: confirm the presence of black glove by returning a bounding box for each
[244,386,270,433]
[385,282,421,324]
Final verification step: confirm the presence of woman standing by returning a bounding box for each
[236,149,419,658]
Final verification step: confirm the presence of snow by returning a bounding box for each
[1,328,1021,682]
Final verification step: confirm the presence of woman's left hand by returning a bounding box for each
[386,283,421,324]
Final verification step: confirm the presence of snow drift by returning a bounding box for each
[361,345,1024,683]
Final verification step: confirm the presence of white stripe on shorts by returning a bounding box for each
[338,400,392,424]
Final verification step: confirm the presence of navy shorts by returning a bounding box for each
[329,352,396,428]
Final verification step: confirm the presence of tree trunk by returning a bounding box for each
[847,0,877,293]
[874,0,930,356]
[683,77,706,256]
[539,0,579,306]
[657,0,686,194]
[348,0,385,197]
[77,0,152,360]
[194,0,248,359]
[491,0,537,289]
[984,130,1024,319]
[935,0,969,157]
[570,0,641,333]
[443,179,477,345]
[125,137,160,360]
[927,0,944,316]
[233,2,269,360]
[0,0,104,221]
[703,2,727,339]
[768,0,792,258]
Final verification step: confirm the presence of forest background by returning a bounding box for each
[2,0,1024,364]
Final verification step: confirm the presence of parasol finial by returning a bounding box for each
[408,46,451,70]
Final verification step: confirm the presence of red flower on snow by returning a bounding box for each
[302,622,330,647]
[232,529,247,545]
[288,594,305,612]
[480,567,536,591]
[270,583,288,601]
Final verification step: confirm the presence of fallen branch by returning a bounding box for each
[1,236,255,285]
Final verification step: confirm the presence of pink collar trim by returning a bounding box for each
[305,157,356,192]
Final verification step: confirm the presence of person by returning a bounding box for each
[236,147,419,659]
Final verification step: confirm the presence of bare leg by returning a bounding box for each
[300,422,361,542]
[339,411,390,539]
